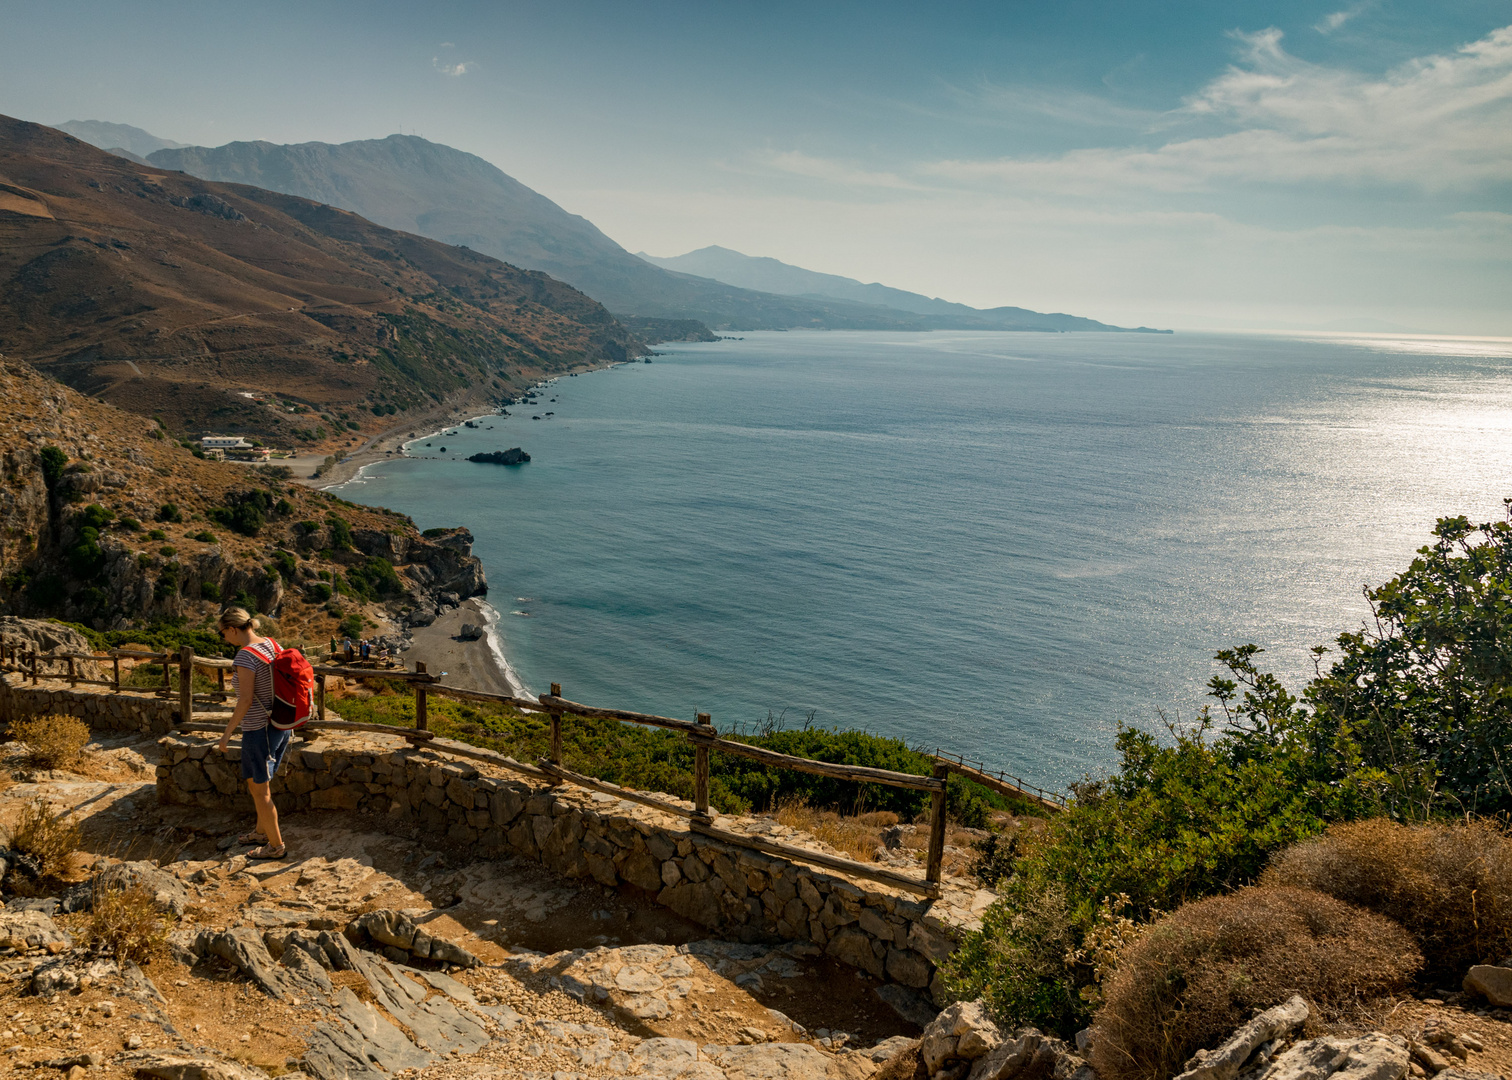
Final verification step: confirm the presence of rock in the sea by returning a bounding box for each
[1463,965,1512,1007]
[467,447,530,465]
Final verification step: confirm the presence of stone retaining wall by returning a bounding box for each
[158,730,995,1005]
[0,671,176,732]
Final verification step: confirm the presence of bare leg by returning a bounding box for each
[246,779,283,848]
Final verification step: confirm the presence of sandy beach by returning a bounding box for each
[400,597,525,700]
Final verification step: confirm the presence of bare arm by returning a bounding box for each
[219,669,253,751]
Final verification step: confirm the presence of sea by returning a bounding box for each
[335,330,1512,792]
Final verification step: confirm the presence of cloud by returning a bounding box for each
[1315,1,1374,35]
[432,44,472,77]
[924,24,1512,194]
[752,149,924,191]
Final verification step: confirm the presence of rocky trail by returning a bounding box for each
[0,733,922,1080]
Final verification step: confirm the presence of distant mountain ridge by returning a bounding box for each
[55,119,187,158]
[60,121,1161,333]
[640,246,1170,334]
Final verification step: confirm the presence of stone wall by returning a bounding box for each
[157,730,995,1004]
[0,671,176,733]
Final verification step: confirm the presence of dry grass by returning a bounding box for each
[84,882,172,963]
[1261,818,1512,979]
[1090,885,1421,1080]
[7,797,83,877]
[774,801,898,862]
[9,713,90,769]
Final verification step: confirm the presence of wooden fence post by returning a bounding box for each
[694,713,712,820]
[112,653,121,693]
[549,683,563,769]
[67,655,76,687]
[178,646,193,725]
[316,673,327,722]
[161,653,171,697]
[925,763,950,886]
[217,667,226,700]
[414,662,429,732]
[30,650,39,685]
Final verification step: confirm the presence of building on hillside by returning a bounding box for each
[201,435,251,451]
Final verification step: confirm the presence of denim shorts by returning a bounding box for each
[240,724,292,784]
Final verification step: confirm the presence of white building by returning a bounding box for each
[200,436,251,450]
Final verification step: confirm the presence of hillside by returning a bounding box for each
[140,134,936,330]
[0,115,641,445]
[54,118,187,157]
[641,246,1170,333]
[0,355,483,639]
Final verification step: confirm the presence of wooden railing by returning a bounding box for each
[1,635,1066,898]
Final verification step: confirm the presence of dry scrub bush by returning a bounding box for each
[7,798,83,877]
[85,883,171,964]
[776,800,887,861]
[10,713,89,769]
[1262,818,1512,979]
[1091,886,1420,1080]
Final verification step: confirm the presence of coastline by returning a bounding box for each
[400,596,526,699]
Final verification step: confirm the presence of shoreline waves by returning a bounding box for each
[400,596,526,699]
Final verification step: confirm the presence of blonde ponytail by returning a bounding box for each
[217,606,260,633]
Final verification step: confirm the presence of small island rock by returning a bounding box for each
[468,447,531,465]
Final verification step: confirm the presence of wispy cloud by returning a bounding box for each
[755,149,924,191]
[433,42,472,77]
[1315,1,1374,35]
[924,25,1512,194]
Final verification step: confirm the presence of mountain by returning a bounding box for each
[55,119,187,158]
[143,134,1159,333]
[641,246,1169,334]
[0,115,639,443]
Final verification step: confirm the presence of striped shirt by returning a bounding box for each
[233,639,277,732]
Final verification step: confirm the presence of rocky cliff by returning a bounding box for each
[0,357,482,638]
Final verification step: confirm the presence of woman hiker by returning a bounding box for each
[216,607,289,860]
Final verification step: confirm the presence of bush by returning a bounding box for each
[156,503,182,523]
[193,531,216,543]
[328,515,354,550]
[10,713,90,769]
[159,545,177,557]
[1262,818,1512,979]
[39,446,68,490]
[307,582,333,602]
[7,798,83,876]
[201,581,221,601]
[85,883,172,963]
[269,550,297,582]
[1091,886,1420,1080]
[338,614,365,640]
[119,517,141,531]
[147,528,167,541]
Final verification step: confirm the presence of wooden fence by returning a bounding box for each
[0,635,1065,898]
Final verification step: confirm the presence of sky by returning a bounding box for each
[1,0,1509,332]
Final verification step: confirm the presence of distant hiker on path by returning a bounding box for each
[217,606,288,860]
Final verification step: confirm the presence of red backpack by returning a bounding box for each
[263,639,315,731]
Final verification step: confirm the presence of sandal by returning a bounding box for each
[246,844,286,861]
[237,831,266,845]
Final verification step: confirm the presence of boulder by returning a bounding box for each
[1463,965,1512,1008]
[119,1051,269,1080]
[922,1000,1003,1073]
[59,860,190,917]
[1255,1034,1408,1080]
[1173,995,1310,1080]
[0,909,72,954]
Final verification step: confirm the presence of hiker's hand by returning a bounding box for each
[218,735,230,754]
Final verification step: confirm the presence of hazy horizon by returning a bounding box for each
[4,1,1509,334]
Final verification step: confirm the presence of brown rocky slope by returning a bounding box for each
[0,357,481,635]
[0,115,642,446]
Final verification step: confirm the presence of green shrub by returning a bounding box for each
[337,613,365,640]
[1261,818,1512,980]
[345,557,402,600]
[200,581,221,601]
[158,545,177,558]
[119,517,141,531]
[1090,887,1420,1080]
[307,582,333,602]
[156,503,182,523]
[269,550,297,581]
[68,527,105,579]
[39,446,67,491]
[193,530,216,543]
[147,528,167,541]
[328,515,354,550]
